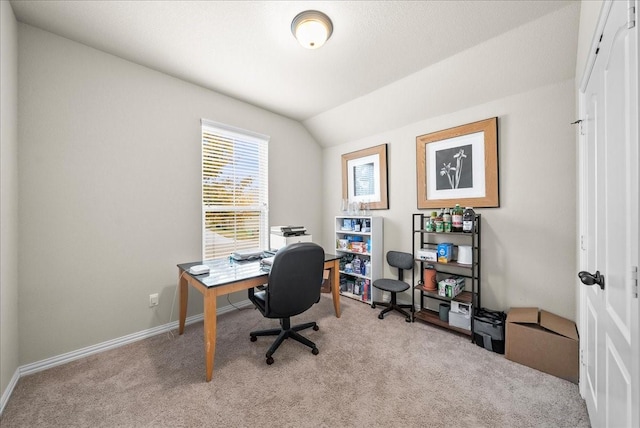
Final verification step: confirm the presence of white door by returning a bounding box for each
[579,1,639,427]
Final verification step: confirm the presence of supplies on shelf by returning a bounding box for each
[449,309,471,330]
[449,300,473,330]
[340,218,371,232]
[423,205,474,234]
[336,235,370,254]
[350,241,367,253]
[422,266,437,292]
[437,243,454,263]
[417,247,438,262]
[340,254,365,275]
[340,276,371,301]
[451,300,472,315]
[438,276,465,298]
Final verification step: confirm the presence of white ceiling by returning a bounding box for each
[10,0,576,128]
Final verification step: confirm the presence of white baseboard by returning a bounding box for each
[0,299,252,415]
[0,368,20,415]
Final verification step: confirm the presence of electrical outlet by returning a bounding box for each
[149,293,159,307]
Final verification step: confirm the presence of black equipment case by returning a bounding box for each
[473,308,506,354]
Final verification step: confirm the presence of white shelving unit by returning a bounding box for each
[334,216,383,304]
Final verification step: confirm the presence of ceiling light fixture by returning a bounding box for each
[291,10,333,49]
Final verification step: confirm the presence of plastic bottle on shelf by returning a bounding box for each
[443,208,452,233]
[463,207,476,233]
[452,204,463,232]
[352,256,362,276]
[434,211,444,233]
[364,260,371,277]
[425,215,433,232]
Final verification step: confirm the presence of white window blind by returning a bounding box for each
[201,119,269,260]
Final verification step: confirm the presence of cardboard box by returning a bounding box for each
[437,277,465,298]
[417,248,437,262]
[505,307,579,384]
[451,300,471,315]
[437,243,454,263]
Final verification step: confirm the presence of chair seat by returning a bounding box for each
[373,278,410,293]
[251,290,267,312]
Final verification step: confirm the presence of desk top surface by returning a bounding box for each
[178,253,339,289]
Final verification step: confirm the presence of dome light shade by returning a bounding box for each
[291,10,333,49]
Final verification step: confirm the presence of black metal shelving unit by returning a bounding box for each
[411,213,481,339]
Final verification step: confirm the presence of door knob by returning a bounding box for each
[578,270,605,290]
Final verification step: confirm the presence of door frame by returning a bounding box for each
[577,0,639,424]
[576,6,613,398]
[576,0,613,395]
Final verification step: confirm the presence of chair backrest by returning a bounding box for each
[386,251,414,281]
[265,242,325,318]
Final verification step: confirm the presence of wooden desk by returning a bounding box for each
[177,254,341,381]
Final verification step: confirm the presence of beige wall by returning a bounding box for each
[322,78,578,320]
[17,23,323,365]
[1,0,20,404]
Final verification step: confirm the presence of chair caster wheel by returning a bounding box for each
[312,348,319,355]
[371,303,376,309]
[266,356,274,365]
[250,335,257,342]
[378,314,384,320]
[405,317,411,323]
[313,325,319,331]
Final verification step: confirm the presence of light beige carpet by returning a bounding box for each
[1,295,590,427]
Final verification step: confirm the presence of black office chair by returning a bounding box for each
[371,251,414,322]
[248,242,325,365]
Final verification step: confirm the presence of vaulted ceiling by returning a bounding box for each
[10,1,579,146]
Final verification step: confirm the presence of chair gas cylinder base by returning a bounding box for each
[371,251,414,323]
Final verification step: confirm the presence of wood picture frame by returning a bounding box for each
[416,117,499,209]
[341,144,389,210]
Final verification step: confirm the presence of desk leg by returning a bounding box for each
[203,292,217,382]
[330,260,341,318]
[178,270,188,335]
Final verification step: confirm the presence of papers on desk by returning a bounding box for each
[259,256,274,272]
[231,248,264,261]
[260,256,275,266]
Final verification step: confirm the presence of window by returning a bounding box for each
[201,119,269,260]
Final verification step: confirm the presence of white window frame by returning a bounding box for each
[201,119,269,260]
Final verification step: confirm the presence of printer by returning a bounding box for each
[270,225,312,251]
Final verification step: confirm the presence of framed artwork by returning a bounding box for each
[341,143,389,210]
[416,117,499,209]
